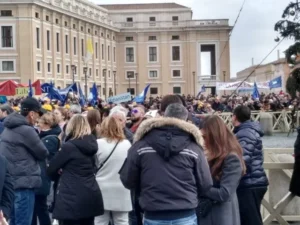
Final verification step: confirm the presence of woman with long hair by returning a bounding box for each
[198,115,246,225]
[47,115,104,225]
[94,117,132,225]
[87,109,101,138]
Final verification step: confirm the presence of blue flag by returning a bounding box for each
[78,83,86,107]
[252,82,260,99]
[269,76,282,89]
[28,79,33,97]
[41,83,53,93]
[196,85,206,98]
[47,86,64,102]
[58,83,77,97]
[134,84,151,103]
[91,83,98,106]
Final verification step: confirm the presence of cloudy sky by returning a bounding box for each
[94,0,293,78]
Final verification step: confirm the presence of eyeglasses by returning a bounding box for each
[131,109,139,114]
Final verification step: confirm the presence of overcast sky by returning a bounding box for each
[94,0,293,78]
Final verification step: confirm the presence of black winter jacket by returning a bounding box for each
[120,117,212,219]
[233,120,269,189]
[0,113,48,189]
[47,135,104,220]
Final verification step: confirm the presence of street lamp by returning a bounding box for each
[83,67,88,98]
[103,69,107,100]
[128,75,131,95]
[113,70,117,95]
[223,71,226,95]
[135,72,138,95]
[71,65,76,84]
[192,71,196,97]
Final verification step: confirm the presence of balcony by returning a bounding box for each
[198,75,217,82]
[114,19,229,30]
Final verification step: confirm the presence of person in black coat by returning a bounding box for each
[290,128,300,196]
[47,114,104,225]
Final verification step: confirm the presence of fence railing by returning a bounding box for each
[262,148,299,224]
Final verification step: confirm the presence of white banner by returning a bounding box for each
[107,92,131,104]
[216,81,269,91]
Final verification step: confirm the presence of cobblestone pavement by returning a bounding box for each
[262,132,297,149]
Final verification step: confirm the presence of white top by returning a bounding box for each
[95,138,132,212]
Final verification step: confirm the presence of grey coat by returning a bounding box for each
[199,154,242,225]
[0,113,48,189]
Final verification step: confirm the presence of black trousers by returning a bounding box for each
[237,187,268,225]
[59,217,94,225]
[31,195,51,225]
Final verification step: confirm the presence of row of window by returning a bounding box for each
[125,69,181,79]
[126,86,181,96]
[125,35,180,41]
[126,16,178,23]
[36,28,116,62]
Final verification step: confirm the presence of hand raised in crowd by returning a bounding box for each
[0,211,8,225]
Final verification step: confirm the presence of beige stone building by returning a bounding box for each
[0,0,231,97]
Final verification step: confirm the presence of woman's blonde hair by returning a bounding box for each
[100,117,125,142]
[40,112,58,127]
[66,114,91,139]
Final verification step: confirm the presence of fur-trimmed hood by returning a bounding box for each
[134,117,204,160]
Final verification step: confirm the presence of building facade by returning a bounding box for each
[0,0,231,97]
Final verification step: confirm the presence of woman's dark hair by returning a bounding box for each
[87,109,101,137]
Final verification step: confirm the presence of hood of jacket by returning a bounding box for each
[3,112,30,129]
[68,134,98,156]
[233,120,264,137]
[134,117,204,161]
[39,125,62,139]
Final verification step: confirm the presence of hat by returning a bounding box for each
[21,97,46,116]
[0,104,14,115]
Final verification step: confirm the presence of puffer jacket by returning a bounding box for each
[0,113,48,190]
[233,120,269,189]
[120,117,212,220]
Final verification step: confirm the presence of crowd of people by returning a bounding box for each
[0,93,298,225]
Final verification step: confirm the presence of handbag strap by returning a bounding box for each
[96,141,120,173]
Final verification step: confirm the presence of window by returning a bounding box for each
[127,88,135,95]
[89,68,92,76]
[96,69,99,77]
[2,61,14,72]
[102,87,106,96]
[149,36,156,41]
[172,46,180,61]
[172,35,180,40]
[66,65,69,74]
[65,21,68,27]
[101,32,104,37]
[47,63,51,72]
[35,12,39,18]
[73,37,77,55]
[150,87,158,95]
[95,30,97,35]
[113,36,115,41]
[65,35,68,54]
[149,70,158,78]
[56,18,59,24]
[173,86,181,94]
[88,28,90,33]
[1,10,12,16]
[57,64,60,73]
[37,62,41,72]
[126,71,135,79]
[56,33,60,52]
[107,34,110,39]
[1,26,13,48]
[81,39,84,56]
[46,30,50,51]
[127,17,133,22]
[149,17,156,22]
[81,26,83,32]
[108,46,110,61]
[149,47,157,62]
[113,47,116,62]
[95,43,98,59]
[126,47,134,62]
[102,44,104,60]
[126,36,133,41]
[172,70,181,78]
[172,16,179,21]
[36,27,40,49]
[46,15,49,21]
[73,24,76,29]
[108,70,111,79]
[200,45,216,76]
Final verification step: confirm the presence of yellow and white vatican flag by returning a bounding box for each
[84,38,94,63]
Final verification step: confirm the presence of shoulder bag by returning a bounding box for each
[96,141,120,174]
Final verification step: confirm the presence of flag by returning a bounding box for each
[252,82,260,99]
[41,83,52,93]
[196,85,206,98]
[28,79,33,97]
[78,83,86,107]
[133,84,151,103]
[269,76,282,89]
[84,39,94,63]
[91,83,98,106]
[58,83,77,96]
[47,86,64,102]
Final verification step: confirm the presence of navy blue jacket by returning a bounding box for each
[233,121,269,189]
[0,117,5,135]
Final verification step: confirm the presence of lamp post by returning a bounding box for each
[103,69,107,100]
[223,71,226,95]
[128,76,131,95]
[71,65,76,84]
[83,67,88,98]
[192,71,196,97]
[113,70,116,95]
[135,72,138,95]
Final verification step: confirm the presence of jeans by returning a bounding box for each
[10,189,35,225]
[143,214,197,225]
[31,195,51,225]
[237,187,268,225]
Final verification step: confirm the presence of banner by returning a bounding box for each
[107,92,132,104]
[216,81,269,91]
[15,87,35,96]
[269,76,282,89]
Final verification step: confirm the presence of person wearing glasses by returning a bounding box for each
[127,106,145,133]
